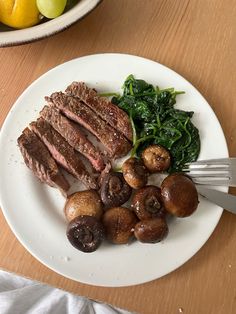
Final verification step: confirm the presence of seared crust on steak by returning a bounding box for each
[17,127,70,195]
[46,92,132,158]
[30,118,97,189]
[40,105,105,172]
[65,82,133,141]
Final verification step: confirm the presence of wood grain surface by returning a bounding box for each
[0,1,236,313]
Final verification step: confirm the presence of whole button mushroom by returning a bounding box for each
[64,190,103,222]
[122,157,148,189]
[161,173,199,217]
[67,215,105,253]
[141,144,171,173]
[102,207,138,244]
[100,172,132,208]
[134,218,168,243]
[132,185,166,220]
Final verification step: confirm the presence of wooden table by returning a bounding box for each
[0,1,235,313]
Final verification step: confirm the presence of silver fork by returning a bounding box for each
[182,158,236,187]
[182,158,236,214]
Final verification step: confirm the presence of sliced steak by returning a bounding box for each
[40,105,105,172]
[46,92,132,158]
[65,81,133,141]
[17,127,70,195]
[30,118,97,190]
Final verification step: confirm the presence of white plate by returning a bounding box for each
[0,54,228,287]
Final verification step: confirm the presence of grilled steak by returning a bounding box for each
[17,127,70,195]
[30,118,97,189]
[65,82,133,141]
[46,92,132,158]
[40,105,105,172]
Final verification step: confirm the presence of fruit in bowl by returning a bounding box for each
[0,0,79,29]
[0,0,40,29]
[0,0,102,47]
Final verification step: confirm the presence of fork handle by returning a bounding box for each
[196,186,236,214]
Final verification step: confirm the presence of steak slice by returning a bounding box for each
[46,92,132,158]
[65,81,133,141]
[17,127,70,195]
[40,105,105,172]
[30,118,97,189]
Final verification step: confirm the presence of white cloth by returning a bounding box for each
[0,270,134,314]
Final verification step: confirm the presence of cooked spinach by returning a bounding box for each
[112,74,200,172]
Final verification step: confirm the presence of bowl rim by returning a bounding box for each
[0,0,102,47]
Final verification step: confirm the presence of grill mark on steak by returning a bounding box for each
[17,127,70,195]
[30,118,97,190]
[40,105,105,172]
[45,92,132,158]
[65,81,133,141]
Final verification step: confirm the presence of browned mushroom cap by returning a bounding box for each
[132,185,166,220]
[100,172,132,208]
[122,157,148,189]
[134,218,168,243]
[64,190,103,222]
[141,144,171,172]
[161,173,199,217]
[66,215,105,253]
[102,207,138,244]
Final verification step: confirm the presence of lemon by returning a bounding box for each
[0,0,40,29]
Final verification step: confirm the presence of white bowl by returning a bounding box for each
[0,0,102,47]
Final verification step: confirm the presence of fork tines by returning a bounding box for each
[185,158,235,166]
[183,158,236,186]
